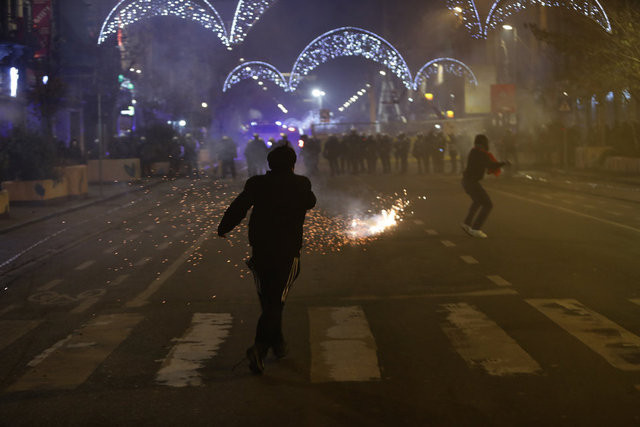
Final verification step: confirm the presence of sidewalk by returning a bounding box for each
[0,178,167,235]
[512,168,640,204]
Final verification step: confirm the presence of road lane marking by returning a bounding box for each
[109,274,130,287]
[143,225,156,232]
[0,320,41,352]
[156,241,172,251]
[413,219,425,225]
[493,189,640,235]
[527,299,640,371]
[70,294,102,314]
[0,304,18,317]
[425,229,438,236]
[440,302,541,376]
[124,233,140,242]
[134,257,153,267]
[75,260,95,271]
[309,306,381,383]
[8,313,142,391]
[441,240,456,247]
[126,229,212,308]
[460,255,479,265]
[487,275,512,287]
[606,211,623,217]
[630,299,640,307]
[38,279,64,291]
[337,288,519,302]
[156,313,232,387]
[103,246,120,255]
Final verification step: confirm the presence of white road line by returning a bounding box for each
[606,211,623,217]
[74,260,95,271]
[38,279,64,291]
[527,299,640,371]
[413,219,425,225]
[460,255,479,265]
[125,233,140,242]
[103,246,120,255]
[630,299,640,307]
[425,229,439,236]
[143,225,156,232]
[156,313,232,387]
[440,302,541,376]
[441,240,456,247]
[0,320,41,352]
[582,204,596,209]
[309,306,381,383]
[338,288,519,302]
[0,304,18,317]
[542,194,553,200]
[493,189,640,235]
[487,275,512,287]
[109,274,130,287]
[70,297,101,314]
[134,257,153,267]
[156,241,172,251]
[126,229,212,308]
[8,313,142,391]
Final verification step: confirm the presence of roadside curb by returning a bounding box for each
[0,179,168,235]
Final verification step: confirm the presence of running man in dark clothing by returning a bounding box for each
[218,145,316,374]
[461,134,509,238]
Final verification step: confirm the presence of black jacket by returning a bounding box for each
[218,171,316,258]
[463,147,505,182]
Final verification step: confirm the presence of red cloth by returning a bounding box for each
[480,148,501,177]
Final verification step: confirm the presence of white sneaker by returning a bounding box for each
[461,223,472,235]
[469,229,488,238]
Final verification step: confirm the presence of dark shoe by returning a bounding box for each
[272,341,289,359]
[246,346,264,375]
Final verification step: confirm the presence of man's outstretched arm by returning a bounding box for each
[217,182,255,237]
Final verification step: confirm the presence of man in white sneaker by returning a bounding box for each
[461,134,509,238]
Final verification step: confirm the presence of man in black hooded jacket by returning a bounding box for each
[218,145,316,374]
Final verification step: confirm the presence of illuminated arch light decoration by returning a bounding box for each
[447,0,611,37]
[222,28,478,94]
[289,27,414,91]
[223,61,290,92]
[414,57,479,89]
[485,0,611,36]
[446,0,483,38]
[98,0,276,47]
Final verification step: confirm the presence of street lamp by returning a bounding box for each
[312,88,325,109]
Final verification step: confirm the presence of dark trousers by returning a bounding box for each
[247,255,300,355]
[462,179,493,230]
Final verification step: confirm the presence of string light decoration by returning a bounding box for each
[289,27,414,91]
[484,0,611,36]
[98,0,277,47]
[228,0,275,45]
[414,57,478,89]
[223,61,289,92]
[446,0,483,38]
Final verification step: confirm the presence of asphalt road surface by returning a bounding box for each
[1,171,639,426]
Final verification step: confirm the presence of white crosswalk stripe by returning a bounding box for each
[156,313,232,387]
[527,299,640,371]
[2,297,640,391]
[440,302,542,376]
[8,314,142,391]
[308,306,381,383]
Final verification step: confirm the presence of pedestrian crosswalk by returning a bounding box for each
[2,297,640,391]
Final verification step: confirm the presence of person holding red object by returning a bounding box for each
[461,134,509,238]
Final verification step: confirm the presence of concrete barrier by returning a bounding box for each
[603,156,640,173]
[1,178,69,202]
[62,165,88,197]
[575,146,615,169]
[0,189,9,216]
[151,162,170,176]
[88,159,141,183]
